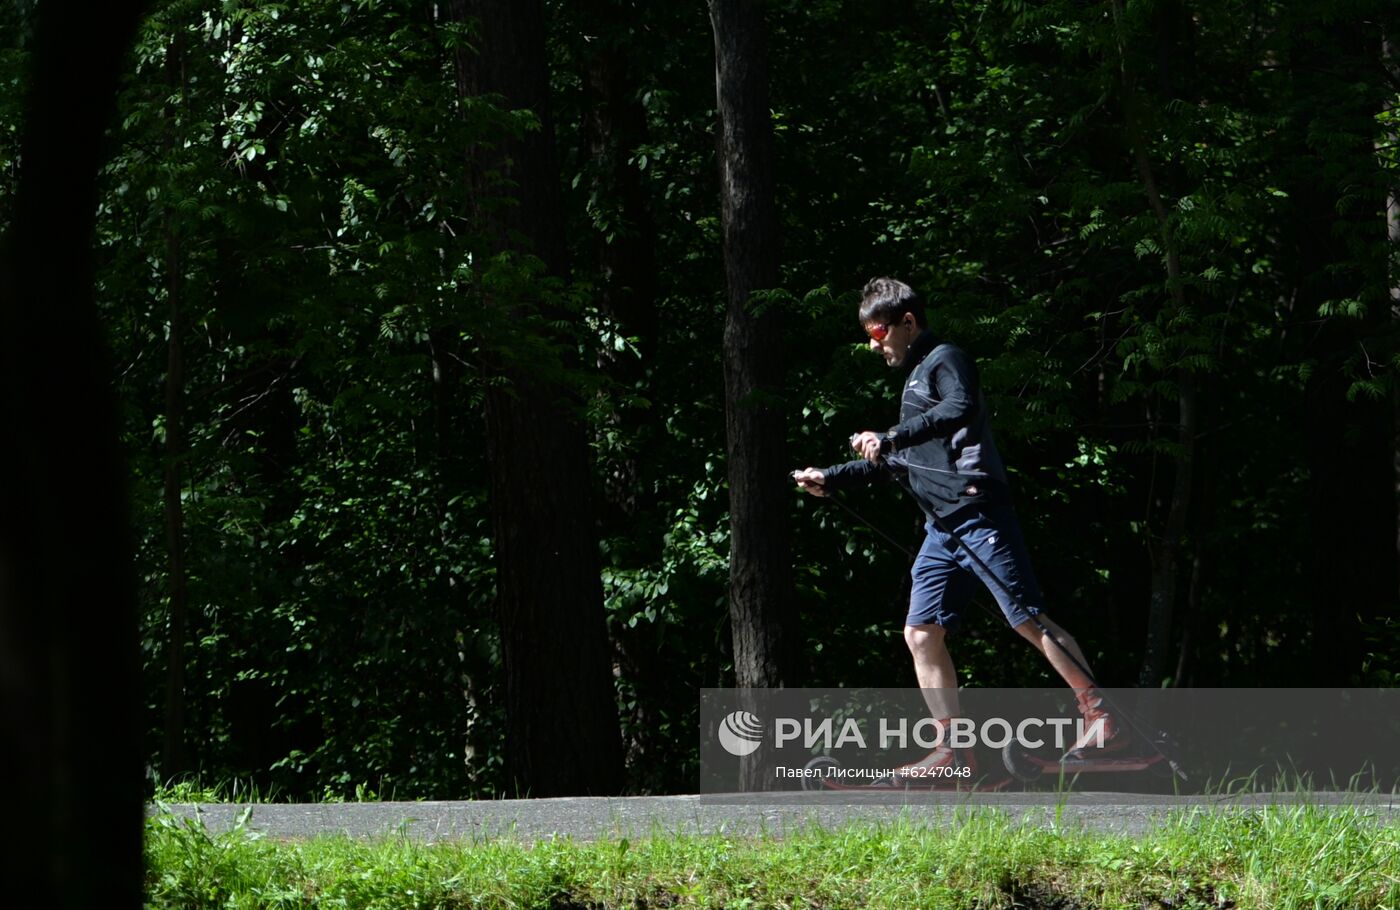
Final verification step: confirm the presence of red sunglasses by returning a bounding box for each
[866,320,898,342]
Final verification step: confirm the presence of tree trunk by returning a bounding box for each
[575,0,668,786]
[451,0,624,797]
[1111,0,1197,687]
[710,0,798,789]
[0,0,146,904]
[1141,375,1195,687]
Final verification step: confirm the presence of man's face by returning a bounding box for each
[864,312,918,367]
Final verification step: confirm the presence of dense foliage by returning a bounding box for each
[3,0,1397,798]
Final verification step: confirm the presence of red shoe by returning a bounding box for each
[892,719,978,784]
[1061,690,1129,762]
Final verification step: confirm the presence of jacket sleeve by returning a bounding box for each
[888,345,980,450]
[819,457,894,491]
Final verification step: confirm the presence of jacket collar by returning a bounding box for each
[903,329,938,373]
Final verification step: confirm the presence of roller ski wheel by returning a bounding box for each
[802,754,905,791]
[1001,734,1185,782]
[1002,742,1044,784]
[801,755,840,792]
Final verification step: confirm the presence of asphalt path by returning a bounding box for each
[154,791,1399,843]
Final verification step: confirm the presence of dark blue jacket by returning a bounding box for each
[822,330,1009,520]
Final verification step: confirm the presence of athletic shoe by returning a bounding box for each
[1061,689,1128,762]
[892,718,978,783]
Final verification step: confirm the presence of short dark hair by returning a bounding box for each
[859,277,926,328]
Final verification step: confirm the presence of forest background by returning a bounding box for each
[2,0,1398,802]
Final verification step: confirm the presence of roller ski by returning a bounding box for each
[1000,690,1184,784]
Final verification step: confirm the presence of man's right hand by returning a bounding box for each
[791,468,829,497]
[850,431,889,463]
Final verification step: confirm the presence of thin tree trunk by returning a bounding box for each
[1173,549,1202,688]
[0,0,146,904]
[577,0,665,784]
[451,0,624,797]
[709,0,796,689]
[710,0,798,790]
[1110,0,1197,687]
[1143,377,1194,687]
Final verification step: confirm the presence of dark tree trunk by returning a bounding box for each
[1141,375,1195,687]
[1111,0,1198,687]
[451,0,624,797]
[575,0,668,786]
[710,0,798,790]
[0,0,146,905]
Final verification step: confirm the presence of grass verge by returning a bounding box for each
[145,803,1398,909]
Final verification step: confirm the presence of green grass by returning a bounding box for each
[145,804,1399,909]
[152,777,387,805]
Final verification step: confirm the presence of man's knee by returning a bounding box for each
[904,622,947,653]
[1013,611,1052,635]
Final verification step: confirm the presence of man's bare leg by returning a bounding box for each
[1011,614,1094,689]
[1013,614,1125,755]
[905,622,960,719]
[897,621,970,776]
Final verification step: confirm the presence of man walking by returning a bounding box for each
[792,277,1122,777]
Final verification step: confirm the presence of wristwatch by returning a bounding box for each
[879,431,897,455]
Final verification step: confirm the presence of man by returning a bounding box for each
[792,277,1122,776]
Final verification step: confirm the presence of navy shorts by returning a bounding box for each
[907,501,1044,632]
